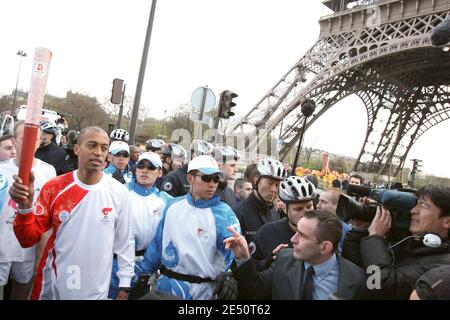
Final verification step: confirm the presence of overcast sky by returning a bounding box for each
[0,0,448,178]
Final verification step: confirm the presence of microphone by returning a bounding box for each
[431,16,450,46]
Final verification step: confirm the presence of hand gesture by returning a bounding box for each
[271,243,289,260]
[224,226,250,261]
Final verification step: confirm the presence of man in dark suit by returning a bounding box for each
[225,210,367,300]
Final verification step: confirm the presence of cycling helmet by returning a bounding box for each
[161,143,187,160]
[190,140,214,157]
[146,138,165,151]
[170,143,187,160]
[110,128,129,142]
[39,120,59,135]
[256,158,287,181]
[279,176,317,203]
[213,146,240,163]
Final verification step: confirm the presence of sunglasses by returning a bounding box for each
[114,151,129,158]
[137,162,158,171]
[195,174,221,183]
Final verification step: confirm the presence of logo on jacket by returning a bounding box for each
[59,211,70,223]
[102,208,112,215]
[35,204,45,216]
[163,182,173,191]
[101,207,113,223]
[248,241,256,255]
[197,227,210,242]
[161,241,179,268]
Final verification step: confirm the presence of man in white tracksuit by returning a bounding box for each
[137,155,241,299]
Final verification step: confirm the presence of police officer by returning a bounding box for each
[157,143,188,194]
[212,146,240,207]
[232,158,287,254]
[160,140,211,197]
[252,176,316,268]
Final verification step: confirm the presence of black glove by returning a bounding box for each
[213,272,238,300]
[112,169,126,184]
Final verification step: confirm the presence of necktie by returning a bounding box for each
[302,266,315,300]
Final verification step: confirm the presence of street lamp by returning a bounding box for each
[160,109,167,136]
[292,99,316,173]
[11,50,27,114]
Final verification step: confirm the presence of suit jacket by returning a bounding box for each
[234,249,367,300]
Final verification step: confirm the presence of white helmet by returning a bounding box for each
[39,120,59,135]
[257,158,287,181]
[168,143,187,160]
[110,128,129,142]
[279,176,317,203]
[146,138,165,151]
[213,146,240,163]
[190,140,214,157]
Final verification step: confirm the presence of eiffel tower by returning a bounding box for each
[232,0,450,176]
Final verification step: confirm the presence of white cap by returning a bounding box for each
[138,152,162,168]
[188,155,222,175]
[109,141,130,155]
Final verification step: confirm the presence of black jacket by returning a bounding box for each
[253,217,295,261]
[234,249,367,300]
[216,180,237,208]
[232,192,280,246]
[360,235,450,299]
[35,142,72,175]
[159,164,189,197]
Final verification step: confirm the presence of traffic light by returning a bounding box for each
[111,78,124,104]
[411,159,422,174]
[218,90,238,119]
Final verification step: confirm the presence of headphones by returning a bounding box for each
[389,233,448,250]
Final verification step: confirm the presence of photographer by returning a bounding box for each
[359,185,450,299]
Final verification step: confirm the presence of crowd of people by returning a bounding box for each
[0,120,449,300]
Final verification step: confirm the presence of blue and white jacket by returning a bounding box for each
[127,178,172,251]
[108,178,172,299]
[104,163,133,184]
[139,193,241,300]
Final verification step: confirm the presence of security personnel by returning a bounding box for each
[252,176,316,268]
[212,146,240,207]
[232,158,287,254]
[160,140,212,197]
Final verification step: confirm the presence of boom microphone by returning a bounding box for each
[431,16,450,46]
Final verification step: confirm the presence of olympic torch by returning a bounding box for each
[18,48,52,187]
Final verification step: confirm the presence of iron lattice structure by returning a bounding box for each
[232,0,450,176]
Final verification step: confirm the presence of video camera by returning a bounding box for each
[336,184,417,234]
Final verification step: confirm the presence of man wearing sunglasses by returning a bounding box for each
[104,141,132,184]
[136,155,241,300]
[109,152,172,299]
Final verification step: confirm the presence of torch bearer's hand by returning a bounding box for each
[9,172,35,209]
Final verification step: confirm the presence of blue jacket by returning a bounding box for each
[138,193,241,299]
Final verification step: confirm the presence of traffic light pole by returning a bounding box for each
[116,84,126,129]
[129,0,157,145]
[213,92,224,130]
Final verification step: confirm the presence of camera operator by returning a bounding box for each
[61,130,79,170]
[357,185,450,299]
